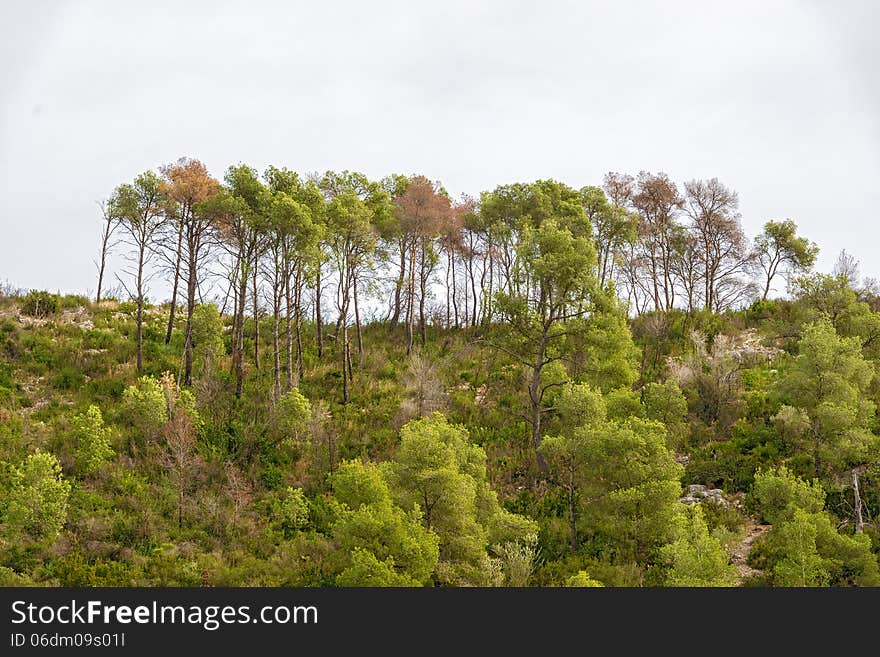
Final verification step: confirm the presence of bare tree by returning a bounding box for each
[684,178,751,311]
[632,172,684,311]
[94,199,120,304]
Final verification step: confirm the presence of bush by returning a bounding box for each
[72,405,114,474]
[20,290,59,318]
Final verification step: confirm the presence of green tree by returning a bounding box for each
[189,303,225,378]
[564,570,604,587]
[73,405,114,475]
[772,508,829,587]
[3,450,71,543]
[753,219,818,301]
[642,380,689,450]
[385,414,534,585]
[579,417,683,566]
[486,180,599,470]
[111,170,166,375]
[660,505,738,587]
[775,320,875,482]
[331,460,439,586]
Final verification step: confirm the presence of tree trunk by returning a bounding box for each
[342,324,350,404]
[451,248,459,328]
[568,463,577,553]
[853,469,864,533]
[135,242,145,376]
[165,220,184,344]
[353,274,363,364]
[233,260,248,398]
[419,244,428,346]
[285,263,294,390]
[252,265,260,370]
[389,238,406,332]
[316,265,323,358]
[406,243,417,355]
[294,266,304,382]
[273,281,281,403]
[183,249,197,386]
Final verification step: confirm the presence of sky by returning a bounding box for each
[1,0,878,298]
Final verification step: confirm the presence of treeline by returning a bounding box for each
[97,159,819,403]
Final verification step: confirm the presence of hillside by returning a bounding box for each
[1,277,878,587]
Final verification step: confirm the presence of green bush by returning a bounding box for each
[20,290,59,318]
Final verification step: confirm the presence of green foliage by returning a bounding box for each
[564,570,604,587]
[748,466,825,525]
[335,548,421,587]
[3,450,71,543]
[189,304,225,376]
[121,375,167,439]
[331,460,439,586]
[20,290,59,318]
[275,388,312,442]
[271,487,310,538]
[771,508,829,587]
[72,405,114,474]
[660,505,738,586]
[776,320,875,478]
[643,380,689,450]
[385,414,534,585]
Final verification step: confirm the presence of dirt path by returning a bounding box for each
[728,518,771,582]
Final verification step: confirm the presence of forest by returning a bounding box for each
[1,158,878,587]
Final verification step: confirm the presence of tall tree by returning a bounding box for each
[488,180,598,471]
[683,178,751,311]
[752,219,818,300]
[631,172,684,311]
[220,165,269,396]
[111,170,165,375]
[774,320,877,529]
[393,176,452,352]
[585,178,636,289]
[321,171,383,403]
[160,158,220,386]
[94,199,119,304]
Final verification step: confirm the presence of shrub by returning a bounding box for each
[73,405,114,474]
[20,290,59,318]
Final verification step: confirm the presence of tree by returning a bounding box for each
[578,417,683,567]
[265,167,323,389]
[321,172,386,403]
[752,220,817,300]
[112,170,166,375]
[540,384,606,553]
[94,199,119,304]
[631,172,684,312]
[189,303,225,380]
[832,249,860,287]
[587,178,637,289]
[218,165,267,397]
[159,158,221,386]
[775,320,875,485]
[487,180,599,471]
[749,468,879,586]
[331,459,439,586]
[660,504,738,586]
[3,450,71,543]
[162,407,201,528]
[72,405,114,475]
[393,176,453,352]
[384,414,534,585]
[565,571,604,587]
[683,178,751,311]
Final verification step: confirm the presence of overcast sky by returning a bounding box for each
[1,0,878,298]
